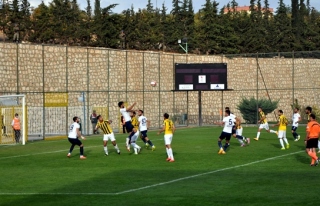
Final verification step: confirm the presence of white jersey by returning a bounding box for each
[230,113,236,119]
[138,115,148,131]
[120,108,131,122]
[223,116,235,133]
[68,122,80,139]
[292,113,301,127]
[236,127,243,136]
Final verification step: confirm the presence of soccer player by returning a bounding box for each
[225,107,237,138]
[235,119,250,147]
[127,127,142,154]
[254,107,278,141]
[273,110,289,150]
[304,113,320,166]
[118,101,138,148]
[292,107,301,141]
[94,115,120,156]
[214,110,235,154]
[67,116,86,159]
[305,106,312,122]
[157,113,175,162]
[137,109,156,151]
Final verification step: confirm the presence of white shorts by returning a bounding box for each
[130,131,140,143]
[164,134,173,145]
[278,130,286,138]
[103,132,115,142]
[259,123,269,130]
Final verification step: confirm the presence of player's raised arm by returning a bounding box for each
[126,102,136,112]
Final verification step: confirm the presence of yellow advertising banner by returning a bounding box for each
[44,93,68,107]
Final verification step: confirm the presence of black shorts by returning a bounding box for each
[68,138,82,146]
[140,130,148,138]
[232,126,236,135]
[306,138,318,148]
[219,132,232,141]
[125,121,134,133]
[291,126,297,131]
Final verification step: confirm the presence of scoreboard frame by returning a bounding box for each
[174,63,230,91]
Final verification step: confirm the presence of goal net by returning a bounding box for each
[0,95,27,145]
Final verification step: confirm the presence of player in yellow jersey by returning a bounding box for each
[157,113,175,162]
[305,106,312,122]
[94,115,120,156]
[273,110,289,150]
[254,107,278,141]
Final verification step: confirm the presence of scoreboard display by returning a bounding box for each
[175,63,228,91]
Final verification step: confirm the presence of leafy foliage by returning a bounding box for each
[1,0,320,53]
[237,97,279,123]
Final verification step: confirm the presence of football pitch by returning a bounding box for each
[0,126,318,206]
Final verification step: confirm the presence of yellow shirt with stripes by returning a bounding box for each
[259,111,267,124]
[163,119,174,135]
[131,116,139,130]
[278,115,288,131]
[97,121,113,134]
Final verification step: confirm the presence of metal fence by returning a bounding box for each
[0,42,320,140]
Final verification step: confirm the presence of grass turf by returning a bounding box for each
[0,126,318,206]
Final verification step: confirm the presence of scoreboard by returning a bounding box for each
[174,63,228,91]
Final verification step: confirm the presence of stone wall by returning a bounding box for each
[1,42,319,135]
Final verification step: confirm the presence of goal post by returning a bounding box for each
[0,94,27,145]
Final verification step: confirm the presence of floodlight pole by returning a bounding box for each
[178,39,188,54]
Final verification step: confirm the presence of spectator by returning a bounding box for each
[90,110,98,134]
[13,23,19,43]
[11,113,21,143]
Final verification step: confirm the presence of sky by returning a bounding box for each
[29,0,320,13]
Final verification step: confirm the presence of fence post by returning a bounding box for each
[66,46,68,136]
[158,52,161,128]
[292,50,295,110]
[16,43,19,94]
[256,52,259,124]
[86,47,90,135]
[42,44,45,140]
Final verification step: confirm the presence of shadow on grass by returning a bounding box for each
[294,153,310,165]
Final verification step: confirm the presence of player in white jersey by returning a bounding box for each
[137,110,156,151]
[235,119,250,146]
[214,110,235,154]
[67,116,86,159]
[118,101,138,148]
[225,107,237,138]
[291,107,301,141]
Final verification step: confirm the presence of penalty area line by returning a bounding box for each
[0,150,303,196]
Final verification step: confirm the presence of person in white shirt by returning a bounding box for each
[214,110,235,154]
[138,110,155,151]
[225,107,237,138]
[67,116,86,159]
[291,107,301,142]
[118,101,138,147]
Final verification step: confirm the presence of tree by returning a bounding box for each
[237,97,279,123]
[272,0,298,51]
[29,1,53,43]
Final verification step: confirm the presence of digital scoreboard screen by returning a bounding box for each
[175,63,228,91]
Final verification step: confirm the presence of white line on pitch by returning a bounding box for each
[0,150,304,196]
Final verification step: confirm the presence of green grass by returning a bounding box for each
[0,126,318,206]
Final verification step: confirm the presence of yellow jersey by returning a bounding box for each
[259,111,267,124]
[278,115,288,131]
[96,121,113,134]
[163,119,174,135]
[131,116,139,129]
[308,113,311,122]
